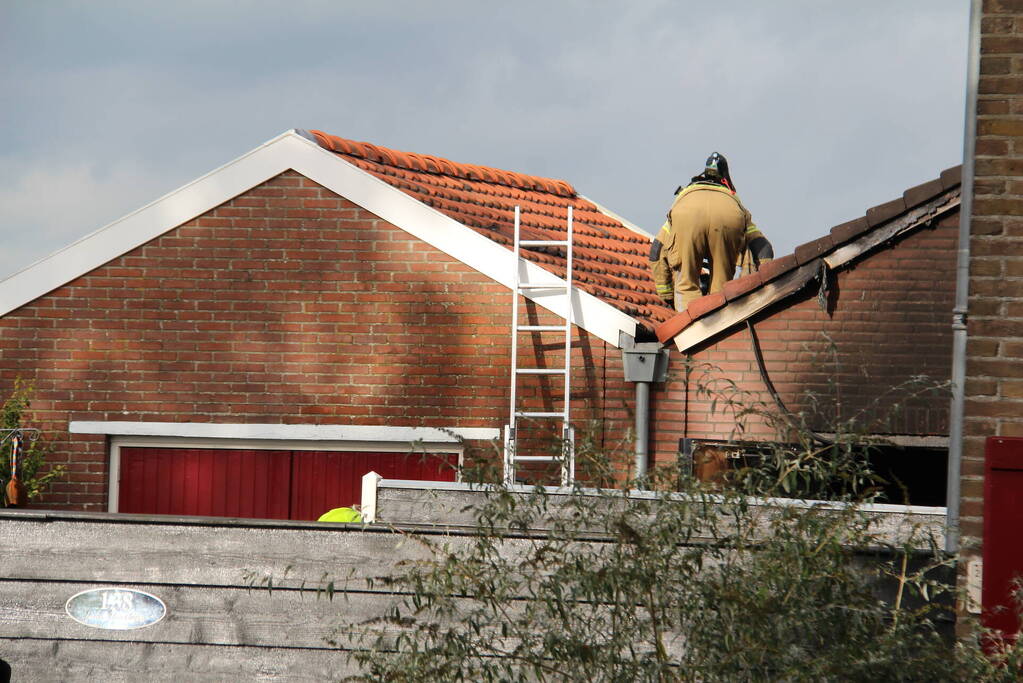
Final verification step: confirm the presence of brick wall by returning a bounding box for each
[0,172,632,510]
[960,0,1023,579]
[649,213,959,469]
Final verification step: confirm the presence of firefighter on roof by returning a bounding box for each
[649,152,773,309]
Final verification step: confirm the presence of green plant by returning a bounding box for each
[0,379,65,504]
[295,363,1017,680]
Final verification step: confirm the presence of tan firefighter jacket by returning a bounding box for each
[649,182,766,306]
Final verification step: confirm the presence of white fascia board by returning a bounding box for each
[0,130,638,347]
[0,131,300,317]
[71,420,499,443]
[285,135,638,347]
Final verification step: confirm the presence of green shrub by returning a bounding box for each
[1,379,65,505]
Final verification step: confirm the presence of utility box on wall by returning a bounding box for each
[983,436,1023,635]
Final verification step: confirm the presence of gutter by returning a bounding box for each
[947,0,981,554]
[620,333,670,483]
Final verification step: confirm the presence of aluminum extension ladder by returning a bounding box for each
[503,205,575,487]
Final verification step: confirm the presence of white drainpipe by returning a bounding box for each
[946,0,981,554]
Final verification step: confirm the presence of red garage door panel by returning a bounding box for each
[984,436,1023,636]
[119,447,458,521]
[119,448,292,519]
[289,451,458,521]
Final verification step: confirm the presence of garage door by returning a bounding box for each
[118,447,458,521]
[984,436,1023,636]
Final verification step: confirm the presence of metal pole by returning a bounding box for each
[946,0,981,554]
[635,381,650,481]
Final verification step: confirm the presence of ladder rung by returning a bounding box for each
[515,369,566,375]
[512,455,560,462]
[519,283,568,290]
[520,240,568,247]
[516,411,566,418]
[518,325,565,332]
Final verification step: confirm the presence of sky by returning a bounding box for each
[0,1,970,282]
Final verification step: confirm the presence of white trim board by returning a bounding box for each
[71,420,499,443]
[0,131,638,347]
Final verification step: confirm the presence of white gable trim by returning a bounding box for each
[0,131,638,347]
[0,131,299,318]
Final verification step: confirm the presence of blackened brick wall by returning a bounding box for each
[649,213,958,468]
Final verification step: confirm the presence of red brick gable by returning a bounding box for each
[306,130,673,328]
[0,172,628,510]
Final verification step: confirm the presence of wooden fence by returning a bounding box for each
[0,479,951,680]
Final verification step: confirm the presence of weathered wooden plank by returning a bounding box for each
[0,579,411,650]
[0,512,567,595]
[0,637,357,682]
[375,486,947,548]
[0,504,951,681]
[0,514,439,589]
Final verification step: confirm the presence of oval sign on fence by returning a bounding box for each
[65,588,166,630]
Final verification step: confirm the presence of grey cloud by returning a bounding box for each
[1,0,969,280]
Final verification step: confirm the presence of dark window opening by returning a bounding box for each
[867,445,947,507]
[680,438,948,506]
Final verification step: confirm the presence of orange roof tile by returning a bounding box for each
[307,130,674,329]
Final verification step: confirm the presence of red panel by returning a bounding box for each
[119,448,292,520]
[289,451,458,521]
[983,436,1023,636]
[120,447,457,521]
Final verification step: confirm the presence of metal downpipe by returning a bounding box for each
[635,381,650,479]
[621,339,668,485]
[946,0,981,554]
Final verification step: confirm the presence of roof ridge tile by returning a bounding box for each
[656,310,693,344]
[940,165,963,190]
[309,130,577,197]
[794,235,835,265]
[757,254,798,284]
[685,292,726,321]
[865,197,908,227]
[902,178,945,208]
[722,271,765,301]
[830,217,871,246]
